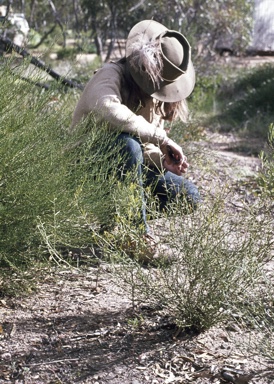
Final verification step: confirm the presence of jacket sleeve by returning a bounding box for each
[71,63,167,147]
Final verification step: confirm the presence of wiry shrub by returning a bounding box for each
[107,193,273,332]
[38,121,129,253]
[229,276,274,363]
[0,57,77,293]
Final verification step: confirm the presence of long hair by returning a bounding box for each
[155,99,189,122]
[127,39,163,90]
[116,57,189,123]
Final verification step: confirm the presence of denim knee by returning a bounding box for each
[116,133,144,171]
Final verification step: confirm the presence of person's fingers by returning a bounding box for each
[165,141,184,163]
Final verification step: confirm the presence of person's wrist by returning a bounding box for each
[161,136,170,148]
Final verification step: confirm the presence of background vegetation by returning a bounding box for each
[2,0,253,59]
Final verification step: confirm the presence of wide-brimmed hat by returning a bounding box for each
[125,20,195,102]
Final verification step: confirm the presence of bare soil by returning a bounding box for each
[1,130,273,384]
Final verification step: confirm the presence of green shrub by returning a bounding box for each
[0,57,78,293]
[213,64,274,138]
[27,28,42,46]
[189,73,222,118]
[57,47,79,60]
[107,190,273,332]
[0,56,148,292]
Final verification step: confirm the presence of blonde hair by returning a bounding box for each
[155,99,189,122]
[127,39,163,90]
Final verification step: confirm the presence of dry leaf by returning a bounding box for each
[0,299,7,306]
[164,372,176,383]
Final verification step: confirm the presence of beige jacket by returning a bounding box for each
[71,62,167,168]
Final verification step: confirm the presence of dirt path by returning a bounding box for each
[1,133,273,384]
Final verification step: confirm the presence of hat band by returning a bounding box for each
[158,31,190,82]
[161,58,185,82]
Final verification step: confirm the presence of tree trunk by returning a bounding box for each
[104,5,117,62]
[73,0,80,34]
[20,0,25,13]
[91,18,103,60]
[6,0,12,18]
[48,0,66,48]
[29,0,36,28]
[28,24,56,49]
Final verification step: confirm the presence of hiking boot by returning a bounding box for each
[121,232,174,265]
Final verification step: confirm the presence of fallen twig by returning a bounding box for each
[27,358,79,366]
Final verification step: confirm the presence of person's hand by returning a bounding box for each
[161,139,189,175]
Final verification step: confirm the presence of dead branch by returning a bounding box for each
[28,24,57,49]
[48,0,66,48]
[0,34,84,90]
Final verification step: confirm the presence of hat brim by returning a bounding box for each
[126,20,195,102]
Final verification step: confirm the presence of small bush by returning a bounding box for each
[107,191,273,332]
[27,28,42,46]
[57,47,79,60]
[189,73,222,118]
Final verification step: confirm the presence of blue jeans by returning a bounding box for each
[115,133,200,233]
